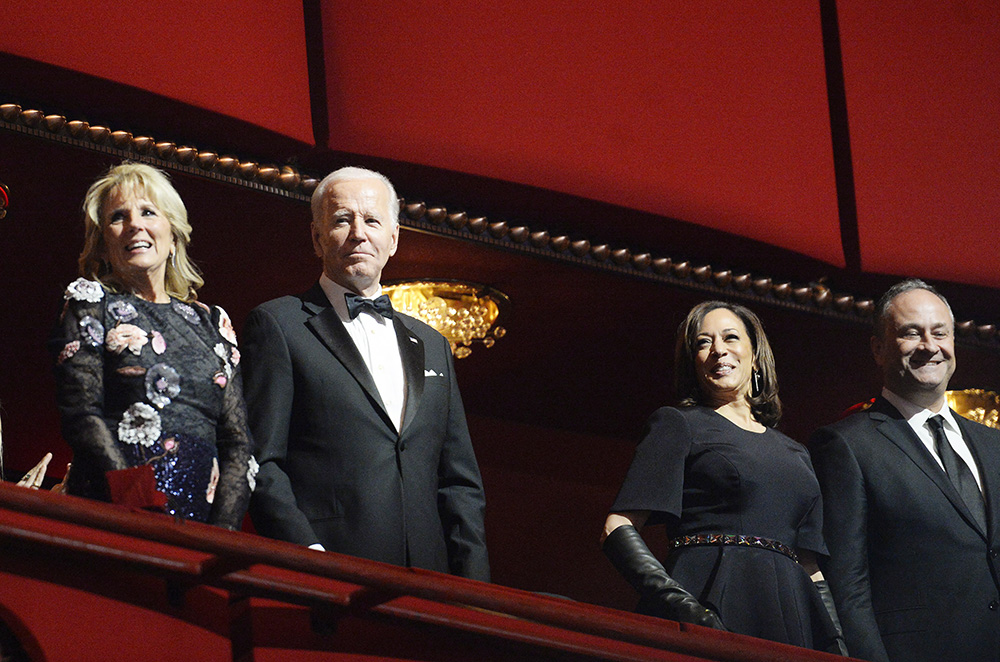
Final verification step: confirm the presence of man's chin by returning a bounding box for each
[905,376,950,393]
[341,269,380,291]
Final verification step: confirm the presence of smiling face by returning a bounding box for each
[873,288,956,408]
[311,177,398,297]
[693,307,757,406]
[101,186,175,300]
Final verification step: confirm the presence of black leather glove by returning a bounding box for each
[603,525,725,629]
[814,579,849,656]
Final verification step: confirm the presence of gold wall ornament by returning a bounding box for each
[383,280,509,359]
[946,389,1000,429]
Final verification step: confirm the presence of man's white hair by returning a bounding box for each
[310,166,400,226]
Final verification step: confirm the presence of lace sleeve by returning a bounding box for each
[207,305,252,530]
[51,280,129,479]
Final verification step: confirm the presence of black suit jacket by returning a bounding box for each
[811,397,1000,662]
[241,284,489,581]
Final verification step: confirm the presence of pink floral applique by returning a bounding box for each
[151,330,166,355]
[58,340,81,364]
[106,324,149,356]
[230,347,241,367]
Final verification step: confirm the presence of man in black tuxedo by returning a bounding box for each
[811,279,1000,662]
[242,167,489,580]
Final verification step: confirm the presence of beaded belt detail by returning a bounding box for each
[669,534,799,563]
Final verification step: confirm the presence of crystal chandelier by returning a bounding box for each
[946,389,1000,429]
[383,280,509,358]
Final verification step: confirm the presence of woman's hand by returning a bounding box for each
[602,522,726,630]
[51,462,72,494]
[16,452,52,489]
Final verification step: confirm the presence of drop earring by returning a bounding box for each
[752,369,761,397]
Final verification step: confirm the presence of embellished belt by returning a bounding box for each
[669,533,799,563]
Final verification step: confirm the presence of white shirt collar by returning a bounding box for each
[882,387,960,434]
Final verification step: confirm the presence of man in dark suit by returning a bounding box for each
[241,166,489,581]
[811,279,1000,662]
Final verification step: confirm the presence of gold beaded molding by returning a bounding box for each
[0,103,319,199]
[3,102,998,349]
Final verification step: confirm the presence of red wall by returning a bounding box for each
[839,1,1000,287]
[1,0,314,145]
[320,0,845,268]
[315,0,1000,288]
[3,1,998,287]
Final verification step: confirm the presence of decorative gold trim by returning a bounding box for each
[0,103,319,199]
[3,101,998,349]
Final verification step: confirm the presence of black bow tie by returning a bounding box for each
[344,292,394,320]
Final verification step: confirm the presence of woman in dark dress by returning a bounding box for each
[52,163,253,529]
[601,301,845,653]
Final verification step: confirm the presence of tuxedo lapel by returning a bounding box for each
[300,285,391,421]
[958,414,1000,540]
[870,397,987,540]
[395,316,425,435]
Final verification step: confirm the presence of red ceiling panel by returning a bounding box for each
[1,0,314,145]
[321,1,844,266]
[839,1,1000,288]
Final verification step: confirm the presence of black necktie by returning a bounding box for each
[344,292,394,320]
[928,415,986,530]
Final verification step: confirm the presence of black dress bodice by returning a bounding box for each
[612,406,838,651]
[52,278,252,529]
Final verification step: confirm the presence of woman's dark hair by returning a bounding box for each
[674,300,782,427]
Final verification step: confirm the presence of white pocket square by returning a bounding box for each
[424,369,442,377]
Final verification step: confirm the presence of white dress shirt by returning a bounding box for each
[319,274,407,432]
[882,388,983,492]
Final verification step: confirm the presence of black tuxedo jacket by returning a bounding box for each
[241,284,489,581]
[811,397,1000,662]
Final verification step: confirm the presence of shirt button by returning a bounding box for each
[990,600,999,611]
[991,549,999,559]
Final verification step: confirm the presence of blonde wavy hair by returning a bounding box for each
[78,162,203,301]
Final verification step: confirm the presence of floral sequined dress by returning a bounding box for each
[52,278,254,529]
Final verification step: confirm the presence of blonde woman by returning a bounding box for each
[51,163,252,529]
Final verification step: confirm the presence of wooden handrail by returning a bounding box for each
[0,483,849,662]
